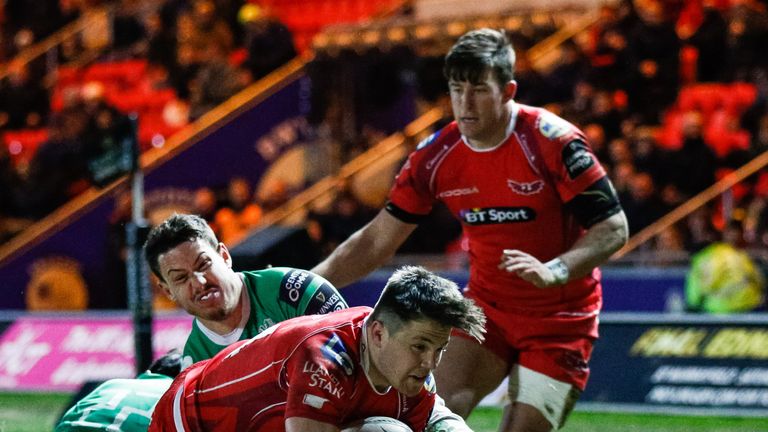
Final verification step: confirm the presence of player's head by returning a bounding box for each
[444,28,517,146]
[367,266,485,396]
[148,349,183,378]
[144,213,243,324]
[444,28,515,87]
[144,214,219,279]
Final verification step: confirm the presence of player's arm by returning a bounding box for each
[500,176,628,288]
[311,208,418,288]
[286,417,339,432]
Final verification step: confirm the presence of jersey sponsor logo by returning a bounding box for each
[321,333,355,376]
[416,130,441,150]
[507,179,545,195]
[303,361,345,399]
[306,283,348,315]
[562,140,594,179]
[280,269,314,307]
[437,186,479,199]
[258,318,276,333]
[459,207,536,225]
[537,111,571,139]
[302,393,330,409]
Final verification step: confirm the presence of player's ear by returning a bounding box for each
[218,242,232,267]
[158,280,174,300]
[370,320,387,348]
[504,80,517,101]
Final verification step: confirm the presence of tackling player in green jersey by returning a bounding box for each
[55,351,181,431]
[144,214,348,368]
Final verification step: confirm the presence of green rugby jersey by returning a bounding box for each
[55,372,171,432]
[181,267,347,368]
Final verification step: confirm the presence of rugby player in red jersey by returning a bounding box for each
[148,266,485,432]
[312,28,628,431]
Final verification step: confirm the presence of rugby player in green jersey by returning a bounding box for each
[144,214,348,369]
[56,350,181,431]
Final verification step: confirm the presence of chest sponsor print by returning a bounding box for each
[459,207,536,225]
[303,361,345,399]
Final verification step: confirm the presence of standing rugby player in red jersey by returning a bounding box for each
[313,28,628,431]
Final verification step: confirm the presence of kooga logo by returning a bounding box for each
[459,207,536,225]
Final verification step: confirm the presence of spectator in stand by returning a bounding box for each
[188,40,247,120]
[622,171,669,235]
[725,0,768,81]
[665,111,719,198]
[239,3,297,81]
[192,186,220,232]
[308,188,377,257]
[546,40,590,103]
[626,0,680,124]
[630,126,667,182]
[191,0,234,54]
[0,61,49,130]
[678,0,728,82]
[214,177,262,244]
[511,52,550,106]
[582,123,609,168]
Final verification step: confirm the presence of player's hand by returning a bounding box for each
[498,249,557,288]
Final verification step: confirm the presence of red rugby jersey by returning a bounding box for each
[389,103,607,313]
[155,307,434,431]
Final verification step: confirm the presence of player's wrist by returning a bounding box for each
[545,257,569,285]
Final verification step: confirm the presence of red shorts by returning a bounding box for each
[456,291,599,390]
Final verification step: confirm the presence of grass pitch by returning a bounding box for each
[1,392,766,431]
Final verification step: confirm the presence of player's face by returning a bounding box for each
[157,239,241,322]
[449,70,516,148]
[374,319,451,397]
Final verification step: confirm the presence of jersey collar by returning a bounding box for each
[460,101,519,152]
[194,282,250,344]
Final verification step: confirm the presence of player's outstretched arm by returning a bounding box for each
[312,209,417,288]
[286,417,339,432]
[500,210,628,288]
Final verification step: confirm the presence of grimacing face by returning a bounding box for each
[449,69,515,148]
[157,239,242,324]
[372,318,451,397]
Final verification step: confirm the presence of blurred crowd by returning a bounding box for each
[0,0,297,242]
[3,0,768,267]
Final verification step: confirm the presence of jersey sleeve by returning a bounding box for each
[299,274,349,316]
[247,268,347,323]
[283,332,358,426]
[388,126,459,218]
[536,111,607,203]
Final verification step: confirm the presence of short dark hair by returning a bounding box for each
[148,349,182,378]
[370,266,486,341]
[444,28,515,86]
[143,214,218,280]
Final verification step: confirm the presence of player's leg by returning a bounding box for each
[434,329,509,418]
[499,364,581,432]
[499,311,598,431]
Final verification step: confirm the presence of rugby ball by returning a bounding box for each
[341,416,413,432]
